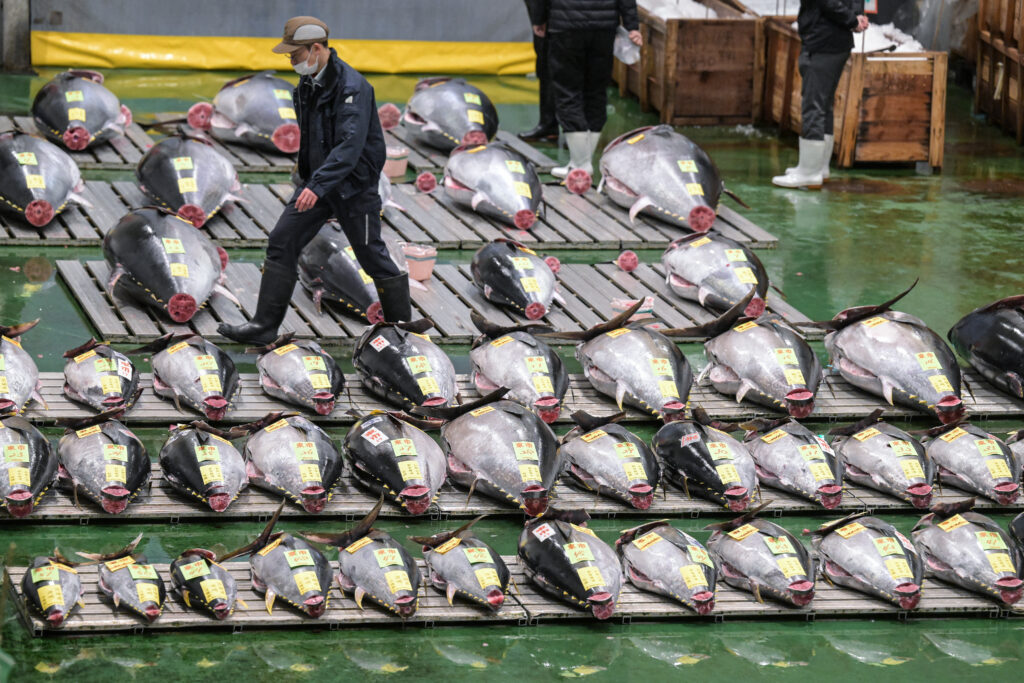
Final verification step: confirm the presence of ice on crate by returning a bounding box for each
[639,0,718,19]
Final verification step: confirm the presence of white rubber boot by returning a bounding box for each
[772,138,825,189]
[786,134,833,180]
[551,131,593,178]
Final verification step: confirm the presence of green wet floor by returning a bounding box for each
[1,66,1024,682]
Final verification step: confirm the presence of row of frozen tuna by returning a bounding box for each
[20,496,1024,630]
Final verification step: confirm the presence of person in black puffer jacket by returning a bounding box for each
[526,0,642,192]
[772,0,867,189]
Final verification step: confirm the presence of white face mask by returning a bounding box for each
[292,47,320,76]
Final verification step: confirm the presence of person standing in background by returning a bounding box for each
[772,0,868,189]
[519,0,559,142]
[219,16,410,345]
[527,0,642,189]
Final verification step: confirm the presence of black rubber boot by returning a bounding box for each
[518,122,558,142]
[374,273,412,323]
[217,261,296,345]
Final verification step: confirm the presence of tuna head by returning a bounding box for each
[662,233,769,317]
[947,295,1024,400]
[471,240,558,320]
[653,420,756,511]
[745,420,843,509]
[444,144,542,229]
[353,320,458,410]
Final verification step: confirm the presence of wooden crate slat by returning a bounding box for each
[54,261,128,338]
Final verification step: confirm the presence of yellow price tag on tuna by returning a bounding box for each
[391,438,417,457]
[385,570,412,593]
[975,439,1002,456]
[531,375,553,394]
[520,277,540,293]
[685,183,704,196]
[916,352,942,370]
[808,462,834,481]
[680,565,707,589]
[37,584,64,610]
[301,355,326,372]
[475,568,500,589]
[510,256,532,271]
[761,429,787,444]
[200,579,226,602]
[885,558,913,579]
[615,442,640,459]
[298,464,322,483]
[76,425,102,438]
[358,268,373,284]
[606,328,630,338]
[836,522,866,539]
[308,372,331,390]
[929,375,953,392]
[784,369,806,385]
[622,461,647,480]
[940,427,968,442]
[105,464,126,482]
[513,181,532,198]
[195,445,220,462]
[467,110,485,124]
[988,553,1015,574]
[776,557,805,578]
[658,380,679,397]
[519,463,541,481]
[278,107,297,119]
[986,459,1012,479]
[716,463,740,484]
[0,376,8,394]
[178,559,209,580]
[463,547,492,564]
[734,321,758,333]
[677,159,698,173]
[626,133,645,144]
[65,90,84,102]
[490,335,513,347]
[513,441,538,461]
[798,444,825,461]
[873,537,902,556]
[273,343,298,356]
[688,236,711,248]
[104,555,134,573]
[764,535,796,555]
[434,537,460,554]
[861,316,888,328]
[67,107,86,121]
[889,440,916,456]
[463,92,482,105]
[406,356,431,374]
[345,537,372,554]
[31,565,59,583]
[374,548,403,568]
[200,464,223,484]
[505,159,525,174]
[128,563,158,580]
[728,524,758,541]
[576,566,605,590]
[773,348,798,365]
[16,152,37,165]
[274,89,291,100]
[416,376,439,395]
[100,375,122,394]
[976,531,1008,551]
[470,406,494,417]
[170,263,189,278]
[580,429,607,443]
[172,156,193,171]
[398,460,423,481]
[564,542,595,564]
[200,374,222,393]
[707,442,732,460]
[177,177,198,193]
[8,467,30,487]
[649,358,672,376]
[853,427,881,441]
[633,532,662,551]
[937,514,969,532]
[733,267,758,284]
[167,341,189,354]
[524,356,549,373]
[25,174,46,189]
[136,583,161,604]
[900,459,925,479]
[724,250,748,264]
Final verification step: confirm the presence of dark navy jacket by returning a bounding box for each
[798,0,859,54]
[525,0,639,33]
[294,48,384,204]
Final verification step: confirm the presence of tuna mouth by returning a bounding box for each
[207,492,231,512]
[102,396,125,407]
[907,483,933,508]
[993,482,1020,505]
[167,293,198,322]
[462,130,488,146]
[935,396,964,423]
[669,273,696,290]
[616,250,639,272]
[895,582,920,610]
[514,210,536,230]
[365,301,384,324]
[628,483,654,510]
[400,485,431,515]
[817,484,843,509]
[744,296,766,318]
[724,486,749,512]
[377,103,401,130]
[534,397,561,424]
[271,123,301,154]
[101,486,131,514]
[996,577,1024,605]
[63,125,91,150]
[785,390,815,418]
[186,101,214,130]
[662,401,686,422]
[687,205,716,232]
[304,595,326,618]
[521,485,548,516]
[212,602,231,620]
[300,486,327,513]
[692,590,715,615]
[416,171,437,193]
[565,168,592,195]
[421,396,447,407]
[312,392,336,415]
[5,491,33,518]
[588,592,614,620]
[0,399,16,414]
[177,204,206,228]
[394,594,417,618]
[46,611,66,628]
[144,606,162,621]
[486,589,505,611]
[788,580,814,606]
[524,302,547,320]
[203,396,228,421]
[24,199,55,227]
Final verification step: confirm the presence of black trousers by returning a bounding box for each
[549,28,616,132]
[799,50,850,140]
[532,32,556,127]
[266,187,400,280]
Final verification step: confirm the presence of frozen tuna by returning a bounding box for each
[170,548,240,619]
[0,415,57,518]
[159,421,248,512]
[78,534,167,622]
[471,239,560,320]
[923,422,1020,505]
[0,319,45,415]
[62,339,141,413]
[0,133,88,227]
[617,520,717,614]
[662,232,768,317]
[410,516,510,611]
[744,418,844,509]
[31,70,132,151]
[443,143,542,229]
[248,335,344,416]
[131,333,239,421]
[400,77,498,151]
[353,319,458,411]
[21,551,85,628]
[187,71,300,154]
[948,295,1024,400]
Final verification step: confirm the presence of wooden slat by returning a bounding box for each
[2,117,154,171]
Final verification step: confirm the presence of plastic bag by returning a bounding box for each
[614,26,640,65]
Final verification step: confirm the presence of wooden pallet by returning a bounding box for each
[57,260,815,344]
[6,559,1019,637]
[0,115,154,171]
[385,127,558,174]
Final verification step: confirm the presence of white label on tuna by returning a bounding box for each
[369,336,390,352]
[532,523,555,541]
[362,427,388,446]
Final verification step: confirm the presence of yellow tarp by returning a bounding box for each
[31,31,534,75]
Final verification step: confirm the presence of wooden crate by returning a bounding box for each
[761,18,947,168]
[975,19,1024,143]
[612,2,765,125]
[979,0,1023,49]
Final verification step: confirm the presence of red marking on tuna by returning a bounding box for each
[101,486,131,514]
[271,123,301,153]
[377,103,401,130]
[895,582,920,610]
[208,492,230,512]
[994,482,1020,505]
[522,485,548,516]
[5,491,33,518]
[662,401,686,422]
[745,296,766,318]
[615,250,639,272]
[312,391,336,416]
[395,594,417,617]
[785,390,815,418]
[629,483,654,510]
[692,590,715,615]
[304,594,326,617]
[46,611,66,627]
[524,302,546,320]
[0,399,14,413]
[817,484,843,509]
[144,606,162,621]
[589,592,615,620]
[63,125,90,151]
[935,396,964,423]
[422,397,447,407]
[724,486,749,511]
[24,200,54,227]
[787,580,814,606]
[997,577,1024,604]
[301,486,327,513]
[212,603,231,619]
[486,589,505,609]
[462,130,488,146]
[535,397,560,424]
[187,102,214,131]
[216,246,229,271]
[565,169,592,195]
[688,206,716,232]
[177,204,206,228]
[514,210,536,230]
[907,483,932,508]
[119,104,133,127]
[365,301,384,324]
[415,172,437,193]
[401,485,431,515]
[167,293,197,323]
[203,396,228,421]
[543,256,561,274]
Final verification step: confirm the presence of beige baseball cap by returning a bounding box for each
[271,16,329,54]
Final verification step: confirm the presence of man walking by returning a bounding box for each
[772,0,868,189]
[219,16,410,345]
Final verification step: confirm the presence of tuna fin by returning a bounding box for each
[813,279,919,331]
[695,363,713,385]
[29,387,48,411]
[213,284,241,307]
[538,299,644,342]
[354,586,366,609]
[570,410,627,432]
[735,379,757,404]
[616,519,672,548]
[410,515,487,548]
[446,582,456,606]
[465,478,479,507]
[265,589,276,615]
[183,590,191,607]
[171,391,183,413]
[470,191,490,211]
[750,581,764,604]
[470,311,552,338]
[411,387,510,421]
[805,511,869,538]
[421,120,443,133]
[722,186,750,209]
[704,500,773,532]
[125,332,197,355]
[552,290,566,306]
[234,122,256,137]
[614,381,627,410]
[827,409,885,437]
[928,497,976,518]
[68,192,92,208]
[217,500,284,561]
[236,598,249,610]
[528,507,590,527]
[76,532,144,562]
[627,196,655,224]
[0,319,39,338]
[696,287,711,306]
[62,337,102,359]
[112,592,120,608]
[301,495,385,548]
[244,333,296,355]
[911,420,968,439]
[55,406,125,431]
[880,377,896,405]
[662,288,756,339]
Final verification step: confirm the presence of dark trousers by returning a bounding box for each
[533,33,556,127]
[799,50,850,140]
[549,28,616,132]
[266,188,400,280]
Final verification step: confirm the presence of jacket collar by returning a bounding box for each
[301,47,343,98]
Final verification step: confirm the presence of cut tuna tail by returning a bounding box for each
[377,103,401,130]
[534,396,560,424]
[522,485,548,516]
[271,123,300,154]
[514,210,536,230]
[63,125,90,151]
[5,490,33,518]
[745,295,766,318]
[589,592,615,620]
[24,200,54,227]
[208,492,230,512]
[688,206,716,232]
[416,172,437,193]
[524,302,547,320]
[785,389,815,418]
[787,580,814,606]
[693,590,715,615]
[629,483,654,510]
[565,169,591,195]
[187,102,214,131]
[101,486,131,514]
[177,204,206,228]
[462,130,488,146]
[996,577,1024,604]
[615,250,639,272]
[895,582,921,610]
[935,395,964,424]
[907,483,933,508]
[400,485,431,515]
[166,293,197,323]
[817,484,843,509]
[203,396,229,421]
